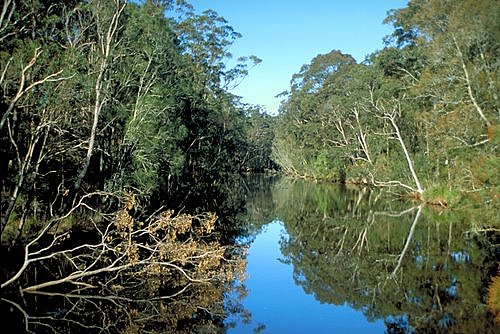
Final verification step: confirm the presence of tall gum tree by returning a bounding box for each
[73,0,126,192]
[385,0,498,132]
[384,0,498,195]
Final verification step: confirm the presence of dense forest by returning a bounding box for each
[2,0,497,245]
[0,1,273,330]
[0,0,498,332]
[0,0,275,242]
[273,0,498,208]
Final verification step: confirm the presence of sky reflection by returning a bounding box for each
[229,220,385,333]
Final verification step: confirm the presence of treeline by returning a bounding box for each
[0,0,274,242]
[273,0,498,205]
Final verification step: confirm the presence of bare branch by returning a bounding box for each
[369,172,417,193]
[0,47,71,130]
[452,33,491,126]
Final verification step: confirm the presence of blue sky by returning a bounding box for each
[188,1,408,114]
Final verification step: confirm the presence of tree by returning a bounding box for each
[383,0,498,200]
[385,0,498,127]
[0,1,77,236]
[73,0,126,192]
[273,50,357,180]
[273,0,498,205]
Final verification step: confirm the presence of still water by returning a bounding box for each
[0,176,497,333]
[227,176,499,333]
[229,221,385,333]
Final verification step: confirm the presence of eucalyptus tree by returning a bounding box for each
[239,106,276,172]
[274,0,498,203]
[384,0,499,195]
[386,0,498,126]
[0,0,264,241]
[70,0,126,195]
[274,48,420,187]
[0,0,80,236]
[273,50,357,179]
[105,1,189,199]
[146,4,264,213]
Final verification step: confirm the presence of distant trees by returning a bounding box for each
[273,0,498,204]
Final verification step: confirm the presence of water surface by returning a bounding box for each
[1,176,497,333]
[228,176,499,333]
[229,220,385,333]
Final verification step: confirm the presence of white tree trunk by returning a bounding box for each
[74,1,125,191]
[452,34,491,127]
[387,113,424,194]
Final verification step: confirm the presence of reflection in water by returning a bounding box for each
[1,176,497,333]
[234,176,499,333]
[1,281,239,334]
[229,221,385,333]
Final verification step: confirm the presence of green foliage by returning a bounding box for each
[0,0,274,238]
[423,185,461,206]
[273,0,498,206]
[313,150,336,179]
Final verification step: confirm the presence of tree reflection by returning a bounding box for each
[1,279,248,333]
[0,192,251,333]
[264,178,498,333]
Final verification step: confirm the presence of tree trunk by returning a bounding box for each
[73,1,125,191]
[0,123,37,236]
[452,34,491,127]
[387,113,424,194]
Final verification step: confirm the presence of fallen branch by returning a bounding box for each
[369,172,418,194]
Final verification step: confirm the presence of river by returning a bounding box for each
[0,175,498,333]
[227,176,499,333]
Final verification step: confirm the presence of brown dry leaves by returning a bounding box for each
[111,192,246,304]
